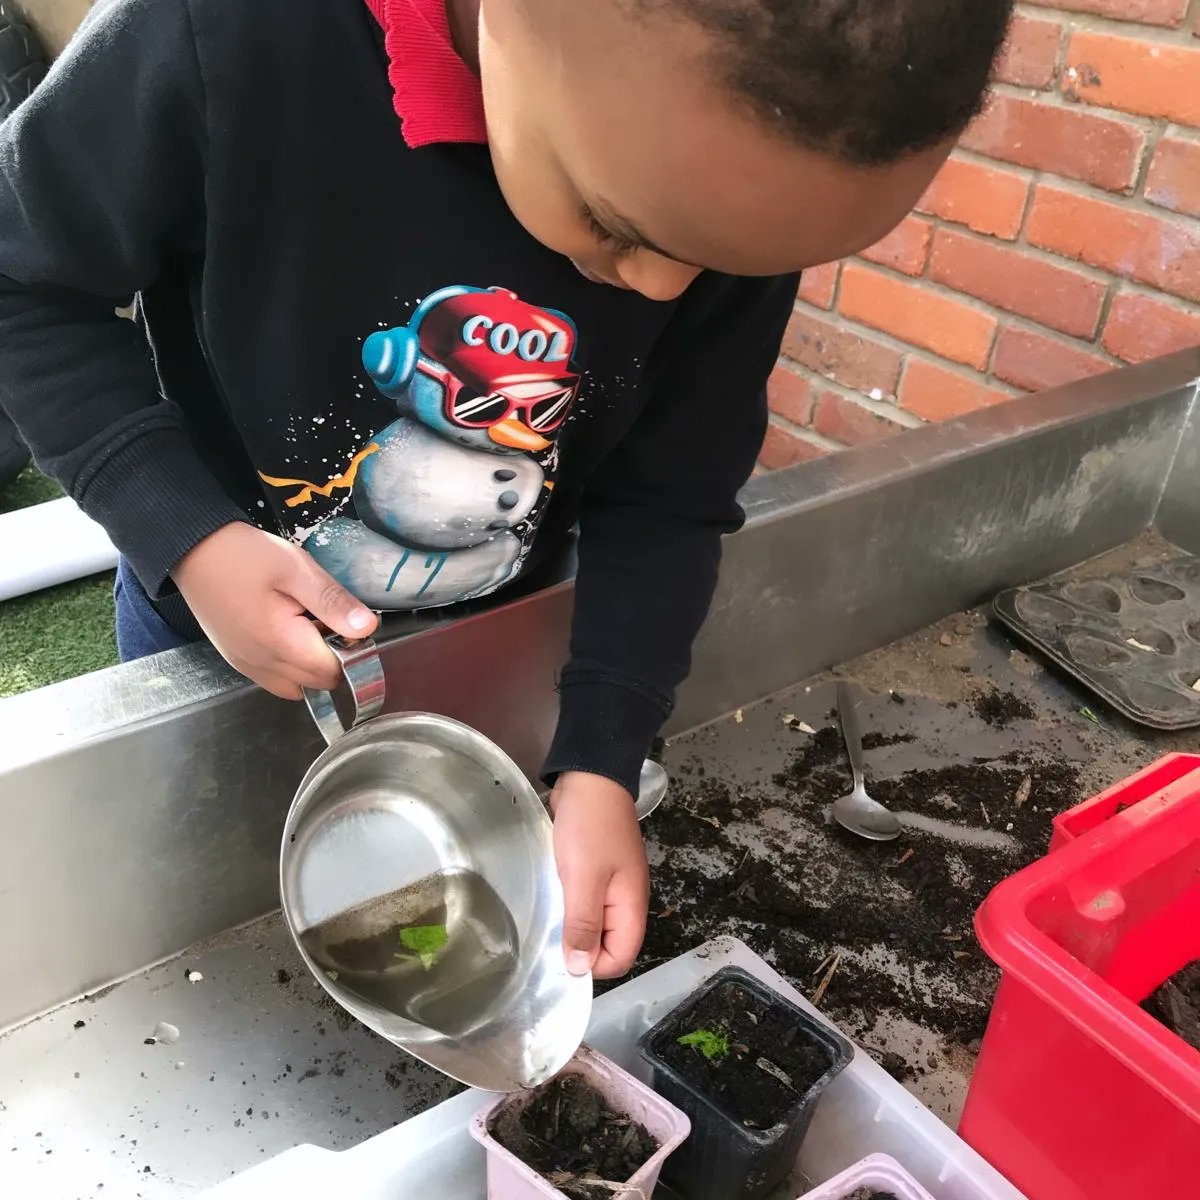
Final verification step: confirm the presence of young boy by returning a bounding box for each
[0,0,1011,980]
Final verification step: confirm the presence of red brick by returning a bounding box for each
[928,228,1107,338]
[899,358,1012,421]
[1101,291,1200,362]
[767,366,814,425]
[838,263,997,370]
[1025,0,1188,25]
[1145,137,1200,219]
[960,92,1144,193]
[992,326,1113,392]
[917,156,1030,240]
[812,392,905,445]
[759,423,829,469]
[782,308,904,395]
[798,262,839,309]
[859,216,934,276]
[1026,185,1200,303]
[1065,32,1200,126]
[995,14,1063,89]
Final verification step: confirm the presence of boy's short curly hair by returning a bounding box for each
[642,0,1014,166]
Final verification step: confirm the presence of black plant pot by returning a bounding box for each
[638,966,854,1200]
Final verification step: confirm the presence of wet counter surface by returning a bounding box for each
[2,535,1197,1199]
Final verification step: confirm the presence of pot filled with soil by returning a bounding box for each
[638,965,854,1200]
[471,1043,690,1199]
[792,1153,935,1200]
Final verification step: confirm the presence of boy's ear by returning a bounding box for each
[362,327,419,399]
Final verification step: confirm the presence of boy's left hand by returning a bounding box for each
[551,771,649,980]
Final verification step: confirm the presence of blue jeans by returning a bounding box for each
[113,557,195,662]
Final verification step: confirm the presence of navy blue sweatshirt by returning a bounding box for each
[0,0,797,794]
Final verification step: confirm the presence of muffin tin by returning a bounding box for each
[992,555,1200,730]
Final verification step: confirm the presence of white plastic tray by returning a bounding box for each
[203,938,1026,1200]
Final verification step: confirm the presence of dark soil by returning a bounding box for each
[491,1073,658,1200]
[1143,960,1200,1051]
[972,689,1036,727]
[847,1191,899,1200]
[621,715,1086,1053]
[655,979,833,1130]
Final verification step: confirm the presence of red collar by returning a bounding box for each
[365,0,488,149]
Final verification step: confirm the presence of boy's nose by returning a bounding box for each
[617,251,702,302]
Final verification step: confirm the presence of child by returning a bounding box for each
[0,0,1012,980]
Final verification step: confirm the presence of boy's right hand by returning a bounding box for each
[173,522,378,699]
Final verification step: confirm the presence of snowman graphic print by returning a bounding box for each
[270,286,579,609]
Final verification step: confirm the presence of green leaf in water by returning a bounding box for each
[677,1027,731,1062]
[398,924,449,971]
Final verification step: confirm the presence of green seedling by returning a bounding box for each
[677,1026,731,1062]
[397,924,448,971]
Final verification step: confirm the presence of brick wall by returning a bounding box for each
[761,0,1200,469]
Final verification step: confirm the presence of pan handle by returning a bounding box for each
[302,635,387,746]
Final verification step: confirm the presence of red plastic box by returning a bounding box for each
[961,755,1200,1200]
[1048,753,1200,851]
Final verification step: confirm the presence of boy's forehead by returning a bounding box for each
[560,84,948,275]
[495,0,951,273]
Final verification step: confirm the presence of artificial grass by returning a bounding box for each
[0,468,118,698]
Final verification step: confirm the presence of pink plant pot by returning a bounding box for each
[471,1043,691,1200]
[795,1153,936,1200]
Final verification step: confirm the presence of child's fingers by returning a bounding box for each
[591,870,649,980]
[286,553,377,642]
[270,611,346,691]
[560,862,609,977]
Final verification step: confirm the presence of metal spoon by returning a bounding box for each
[832,682,902,841]
[634,759,669,821]
[538,758,669,821]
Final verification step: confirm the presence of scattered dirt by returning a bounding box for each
[627,711,1087,1053]
[844,612,989,704]
[654,978,835,1130]
[1008,649,1042,678]
[1143,960,1200,1051]
[1057,531,1180,583]
[628,567,1190,1103]
[847,1191,899,1200]
[490,1073,657,1200]
[972,689,1036,727]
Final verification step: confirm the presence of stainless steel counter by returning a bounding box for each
[0,348,1197,1197]
[1,913,458,1199]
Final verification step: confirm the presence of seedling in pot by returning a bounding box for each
[396,923,448,971]
[639,967,854,1200]
[677,1026,732,1062]
[677,1025,795,1098]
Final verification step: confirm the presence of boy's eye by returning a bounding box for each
[580,205,639,256]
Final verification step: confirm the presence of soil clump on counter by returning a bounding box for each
[972,689,1036,726]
